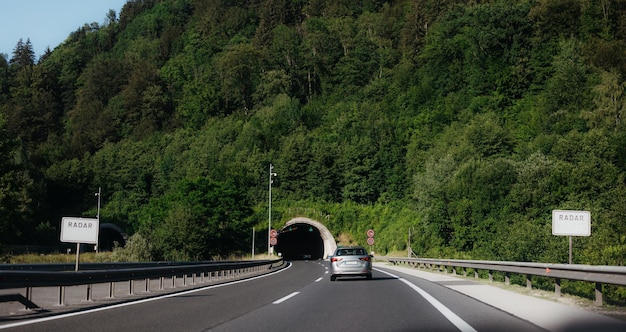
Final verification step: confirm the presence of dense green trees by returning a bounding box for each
[0,114,37,244]
[1,0,626,270]
[137,177,253,260]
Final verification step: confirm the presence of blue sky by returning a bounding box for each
[0,0,128,60]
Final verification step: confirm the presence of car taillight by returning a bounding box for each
[331,257,342,262]
[359,256,370,261]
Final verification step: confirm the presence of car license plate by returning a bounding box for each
[344,261,358,265]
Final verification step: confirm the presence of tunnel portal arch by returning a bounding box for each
[277,217,336,260]
[98,223,126,251]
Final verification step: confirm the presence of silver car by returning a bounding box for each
[329,246,372,281]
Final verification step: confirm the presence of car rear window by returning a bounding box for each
[336,248,365,256]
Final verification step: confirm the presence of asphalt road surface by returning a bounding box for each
[0,261,623,331]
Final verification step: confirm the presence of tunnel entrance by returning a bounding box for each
[274,217,337,260]
[275,223,324,260]
[97,223,126,251]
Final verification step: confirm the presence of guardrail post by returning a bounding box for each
[108,282,115,298]
[505,273,510,285]
[172,275,176,288]
[58,286,66,306]
[555,278,561,297]
[474,270,479,278]
[145,278,150,293]
[526,274,532,289]
[25,287,33,310]
[489,270,493,282]
[86,284,93,302]
[130,280,135,295]
[595,282,603,306]
[160,277,164,290]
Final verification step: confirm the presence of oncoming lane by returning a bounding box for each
[1,261,323,332]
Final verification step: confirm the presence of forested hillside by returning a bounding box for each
[1,0,626,270]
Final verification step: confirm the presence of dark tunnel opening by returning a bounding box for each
[98,227,126,251]
[274,223,324,260]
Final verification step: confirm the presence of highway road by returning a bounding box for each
[1,261,623,331]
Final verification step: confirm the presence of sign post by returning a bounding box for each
[552,210,591,264]
[366,229,375,254]
[61,217,99,271]
[269,229,278,248]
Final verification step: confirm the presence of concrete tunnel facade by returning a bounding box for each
[274,217,336,260]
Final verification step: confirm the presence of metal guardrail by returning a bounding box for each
[0,261,244,272]
[380,257,626,306]
[0,259,284,308]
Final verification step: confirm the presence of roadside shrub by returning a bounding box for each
[110,233,153,262]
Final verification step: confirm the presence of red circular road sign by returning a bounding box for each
[367,229,375,238]
[270,229,278,238]
[366,237,375,246]
[270,237,278,246]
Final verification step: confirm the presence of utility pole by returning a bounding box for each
[95,187,101,253]
[268,164,277,256]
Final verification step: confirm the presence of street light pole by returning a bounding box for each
[268,164,277,256]
[95,187,101,252]
[96,187,101,220]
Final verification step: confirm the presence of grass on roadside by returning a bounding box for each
[4,252,279,264]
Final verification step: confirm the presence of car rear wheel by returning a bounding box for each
[330,276,336,281]
[366,273,372,280]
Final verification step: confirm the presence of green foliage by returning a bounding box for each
[0,113,37,244]
[110,233,153,262]
[2,0,626,275]
[419,2,533,99]
[138,177,253,260]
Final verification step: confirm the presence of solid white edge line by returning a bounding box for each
[315,277,323,282]
[375,268,477,332]
[0,262,293,330]
[273,292,299,304]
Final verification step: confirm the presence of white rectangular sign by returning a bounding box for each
[552,210,591,236]
[61,217,99,244]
